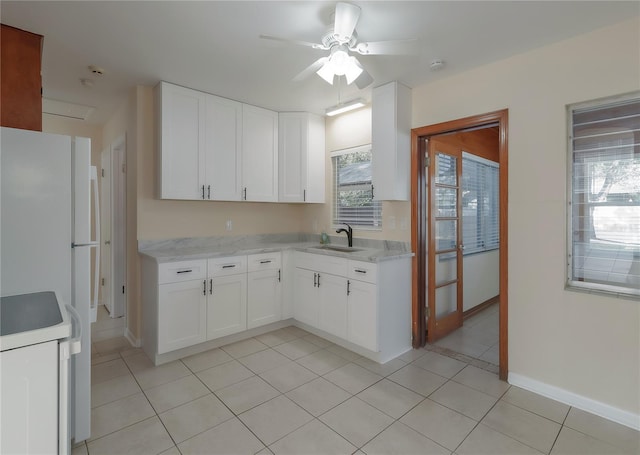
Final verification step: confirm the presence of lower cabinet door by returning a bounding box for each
[347,280,378,351]
[318,273,348,339]
[293,267,319,327]
[158,279,207,353]
[248,269,282,329]
[208,274,247,340]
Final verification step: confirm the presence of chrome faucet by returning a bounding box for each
[336,223,353,247]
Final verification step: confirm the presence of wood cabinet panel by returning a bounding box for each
[1,25,43,131]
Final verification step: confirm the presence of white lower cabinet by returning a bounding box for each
[248,268,282,329]
[318,273,348,339]
[347,279,377,351]
[207,273,247,339]
[143,249,410,365]
[158,279,207,354]
[293,267,319,326]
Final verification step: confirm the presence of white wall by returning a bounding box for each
[463,250,500,312]
[412,18,640,418]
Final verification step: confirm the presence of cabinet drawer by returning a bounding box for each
[347,260,377,284]
[295,251,347,275]
[248,252,281,272]
[158,260,207,284]
[208,256,247,276]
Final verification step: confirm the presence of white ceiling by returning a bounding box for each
[2,1,638,125]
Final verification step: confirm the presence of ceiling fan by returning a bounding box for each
[260,2,415,89]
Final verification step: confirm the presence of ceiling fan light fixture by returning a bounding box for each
[344,57,363,84]
[316,62,336,84]
[325,98,366,117]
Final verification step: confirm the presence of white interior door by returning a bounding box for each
[111,136,126,319]
[100,146,112,314]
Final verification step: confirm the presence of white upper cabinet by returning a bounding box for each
[371,81,412,201]
[204,95,243,201]
[278,112,325,203]
[157,82,206,200]
[242,104,279,202]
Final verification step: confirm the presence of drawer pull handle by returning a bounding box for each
[222,264,236,269]
[278,269,281,282]
[209,279,213,294]
[260,260,272,264]
[177,269,193,274]
[355,269,367,274]
[347,280,351,296]
[313,273,317,287]
[203,280,207,295]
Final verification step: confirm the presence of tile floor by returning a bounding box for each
[92,304,125,342]
[434,303,499,366]
[76,324,639,455]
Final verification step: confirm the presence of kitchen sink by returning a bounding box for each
[310,245,364,253]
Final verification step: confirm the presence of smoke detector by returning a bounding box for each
[430,59,445,71]
[88,65,105,76]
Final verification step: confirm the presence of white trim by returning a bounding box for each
[124,327,141,348]
[508,372,640,431]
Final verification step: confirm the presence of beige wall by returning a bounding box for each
[303,106,411,242]
[412,18,640,414]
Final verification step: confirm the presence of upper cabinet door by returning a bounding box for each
[205,95,243,201]
[157,82,206,200]
[278,112,325,203]
[242,105,279,202]
[371,81,412,201]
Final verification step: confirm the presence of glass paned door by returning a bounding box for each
[427,139,463,342]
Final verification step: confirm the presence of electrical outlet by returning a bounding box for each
[225,219,233,231]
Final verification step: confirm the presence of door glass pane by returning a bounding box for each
[435,283,457,319]
[436,187,457,217]
[435,253,457,285]
[436,153,457,185]
[436,220,457,251]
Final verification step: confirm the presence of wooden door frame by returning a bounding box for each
[411,109,509,380]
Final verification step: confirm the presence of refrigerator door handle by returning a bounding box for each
[65,304,82,355]
[91,166,101,313]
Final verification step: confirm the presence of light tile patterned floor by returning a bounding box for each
[434,303,500,366]
[76,325,640,455]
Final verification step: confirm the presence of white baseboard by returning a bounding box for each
[508,372,640,431]
[124,327,141,348]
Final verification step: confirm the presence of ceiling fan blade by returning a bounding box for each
[293,57,329,82]
[352,39,417,55]
[333,2,361,44]
[352,59,374,89]
[259,34,327,50]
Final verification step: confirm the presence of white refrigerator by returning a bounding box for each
[1,126,98,447]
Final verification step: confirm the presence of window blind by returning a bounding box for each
[568,95,640,297]
[332,145,382,228]
[462,152,499,255]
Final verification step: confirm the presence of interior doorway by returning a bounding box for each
[411,110,509,380]
[100,134,127,320]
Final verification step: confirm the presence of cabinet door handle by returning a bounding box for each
[176,269,193,274]
[260,260,272,264]
[203,280,207,295]
[355,269,367,274]
[209,278,213,294]
[202,185,205,200]
[243,187,247,200]
[278,269,281,282]
[317,273,320,287]
[222,264,236,269]
[347,280,351,296]
[208,185,211,199]
[313,273,317,287]
[303,189,306,202]
[371,184,374,199]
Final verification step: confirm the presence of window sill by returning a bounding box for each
[565,282,640,301]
